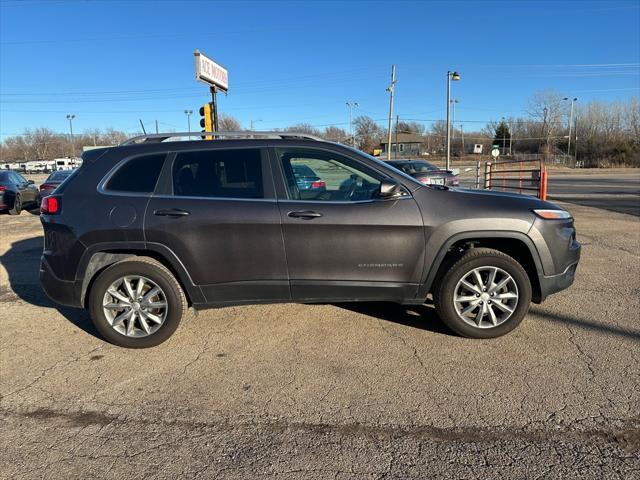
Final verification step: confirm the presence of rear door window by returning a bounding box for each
[105,154,166,193]
[172,149,264,199]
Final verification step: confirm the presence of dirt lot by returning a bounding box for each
[0,200,639,479]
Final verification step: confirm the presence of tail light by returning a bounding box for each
[311,180,326,188]
[419,177,432,184]
[40,183,54,191]
[0,185,6,191]
[41,196,60,214]
[451,176,459,186]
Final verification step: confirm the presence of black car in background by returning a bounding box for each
[40,169,76,197]
[0,170,40,215]
[387,159,459,186]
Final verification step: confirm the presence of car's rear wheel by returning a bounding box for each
[434,248,532,338]
[88,257,186,348]
[8,194,21,215]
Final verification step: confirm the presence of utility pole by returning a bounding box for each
[446,70,460,171]
[395,115,399,159]
[184,109,193,132]
[386,65,396,160]
[542,107,549,156]
[574,114,579,167]
[346,102,359,147]
[501,117,506,155]
[564,97,578,158]
[460,124,465,155]
[155,120,159,134]
[509,121,513,155]
[250,119,262,130]
[66,114,75,157]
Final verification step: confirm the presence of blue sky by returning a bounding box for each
[1,0,639,139]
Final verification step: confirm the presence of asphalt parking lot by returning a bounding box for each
[1,183,639,478]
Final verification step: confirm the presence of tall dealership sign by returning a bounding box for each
[194,50,228,134]
[194,50,229,92]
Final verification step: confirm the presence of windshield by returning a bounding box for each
[47,170,73,182]
[292,164,317,177]
[411,161,439,172]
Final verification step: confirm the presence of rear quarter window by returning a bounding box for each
[105,154,166,193]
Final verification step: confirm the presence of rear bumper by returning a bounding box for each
[40,257,83,308]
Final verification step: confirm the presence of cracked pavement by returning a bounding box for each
[0,201,639,479]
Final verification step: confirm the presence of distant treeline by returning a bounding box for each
[2,92,638,167]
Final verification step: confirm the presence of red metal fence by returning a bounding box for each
[484,159,547,200]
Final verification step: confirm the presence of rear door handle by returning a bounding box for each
[154,209,190,217]
[288,210,323,220]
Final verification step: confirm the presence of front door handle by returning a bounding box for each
[154,209,190,217]
[288,210,323,220]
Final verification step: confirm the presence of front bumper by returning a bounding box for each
[537,258,579,302]
[40,257,83,308]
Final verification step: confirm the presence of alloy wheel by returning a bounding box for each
[453,266,519,329]
[102,275,168,337]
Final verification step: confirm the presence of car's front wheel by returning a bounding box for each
[434,248,532,338]
[8,194,21,215]
[88,257,186,348]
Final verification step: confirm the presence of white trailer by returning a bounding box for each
[0,162,24,171]
[25,160,55,173]
[53,157,82,171]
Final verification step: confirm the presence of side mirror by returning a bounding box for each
[379,179,404,199]
[27,180,35,185]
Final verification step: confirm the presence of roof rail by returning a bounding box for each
[119,131,325,146]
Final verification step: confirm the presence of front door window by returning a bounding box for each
[278,149,381,202]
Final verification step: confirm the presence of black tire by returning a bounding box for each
[8,194,21,215]
[434,248,532,339]
[88,257,186,348]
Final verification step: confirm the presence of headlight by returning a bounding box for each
[533,209,572,220]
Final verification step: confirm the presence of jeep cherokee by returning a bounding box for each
[40,132,580,348]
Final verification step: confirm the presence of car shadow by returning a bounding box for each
[530,307,640,342]
[333,302,457,336]
[0,235,101,340]
[3,235,638,345]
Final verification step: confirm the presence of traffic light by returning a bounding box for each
[199,103,213,139]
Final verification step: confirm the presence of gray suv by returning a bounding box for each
[39,132,580,348]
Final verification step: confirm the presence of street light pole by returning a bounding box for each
[446,70,460,171]
[66,114,75,157]
[346,102,359,147]
[250,119,262,130]
[184,109,193,133]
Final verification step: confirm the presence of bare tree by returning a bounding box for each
[396,121,425,134]
[284,123,321,135]
[219,114,241,131]
[323,126,349,144]
[353,116,383,153]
